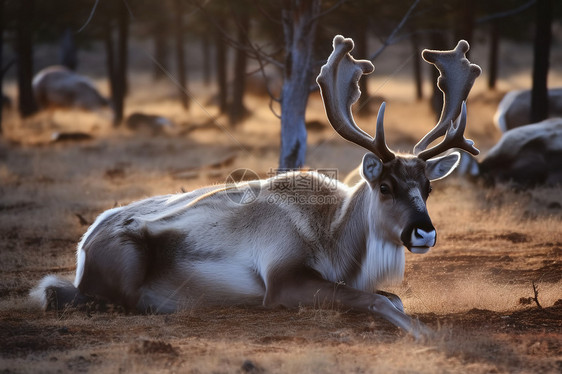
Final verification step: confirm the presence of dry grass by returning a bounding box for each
[1,38,562,373]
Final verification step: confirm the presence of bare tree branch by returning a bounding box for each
[232,12,284,105]
[369,0,420,61]
[477,0,536,24]
[309,0,347,24]
[77,0,100,33]
[249,41,283,104]
[532,281,543,309]
[121,0,135,20]
[226,2,285,105]
[231,41,284,69]
[193,0,284,69]
[269,97,282,119]
[192,0,290,118]
[384,28,447,47]
[1,59,15,77]
[224,28,284,69]
[256,0,283,25]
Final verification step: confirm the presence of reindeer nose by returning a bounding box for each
[411,228,436,249]
[400,213,436,254]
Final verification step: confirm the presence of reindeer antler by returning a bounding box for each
[317,35,395,162]
[414,40,482,161]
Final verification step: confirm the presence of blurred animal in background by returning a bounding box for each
[448,87,562,188]
[432,118,562,189]
[479,118,562,187]
[494,88,562,132]
[32,66,109,111]
[125,112,174,135]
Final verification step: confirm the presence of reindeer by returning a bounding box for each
[481,87,562,187]
[31,36,481,339]
[32,66,109,111]
[494,88,562,132]
[478,118,562,187]
[421,119,562,188]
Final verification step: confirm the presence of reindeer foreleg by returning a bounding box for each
[264,266,430,340]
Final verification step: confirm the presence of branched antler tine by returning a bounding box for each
[417,102,479,160]
[317,35,395,162]
[414,40,482,157]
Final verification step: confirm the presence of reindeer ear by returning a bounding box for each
[426,152,460,181]
[361,153,383,183]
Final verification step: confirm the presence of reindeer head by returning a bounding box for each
[317,35,481,253]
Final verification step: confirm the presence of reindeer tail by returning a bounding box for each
[29,275,91,311]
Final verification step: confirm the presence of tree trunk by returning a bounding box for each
[456,0,475,58]
[16,0,38,118]
[104,25,116,112]
[229,10,250,126]
[153,28,168,80]
[201,34,211,86]
[487,20,499,90]
[0,0,5,133]
[214,18,228,114]
[279,0,321,170]
[173,0,189,109]
[530,0,552,123]
[60,28,77,71]
[411,33,423,100]
[113,1,129,125]
[105,3,129,126]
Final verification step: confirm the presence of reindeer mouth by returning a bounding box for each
[408,246,431,254]
[403,228,436,254]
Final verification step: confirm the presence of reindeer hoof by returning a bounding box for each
[377,291,405,313]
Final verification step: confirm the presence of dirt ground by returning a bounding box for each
[1,39,562,373]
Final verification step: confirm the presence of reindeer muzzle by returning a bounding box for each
[408,228,436,254]
[401,221,436,254]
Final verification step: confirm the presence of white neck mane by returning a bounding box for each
[323,181,406,292]
[351,233,405,292]
[350,183,405,292]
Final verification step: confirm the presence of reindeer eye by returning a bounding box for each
[380,184,391,195]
